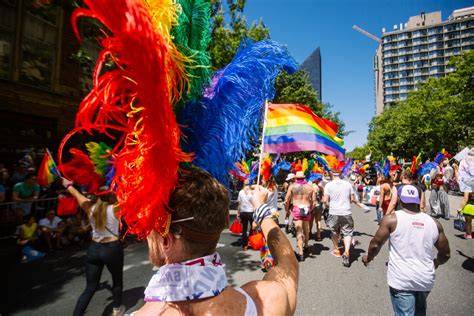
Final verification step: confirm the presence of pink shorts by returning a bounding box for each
[291,205,311,221]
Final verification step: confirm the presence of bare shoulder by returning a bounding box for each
[241,280,289,315]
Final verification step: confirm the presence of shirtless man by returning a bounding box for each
[285,171,313,262]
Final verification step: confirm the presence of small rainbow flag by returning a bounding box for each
[37,150,60,186]
[263,104,345,160]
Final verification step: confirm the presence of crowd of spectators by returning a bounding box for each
[1,152,93,262]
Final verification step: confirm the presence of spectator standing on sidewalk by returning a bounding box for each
[363,184,450,316]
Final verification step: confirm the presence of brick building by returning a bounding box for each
[0,0,96,163]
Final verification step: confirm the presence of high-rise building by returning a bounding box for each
[375,7,474,115]
[300,47,322,102]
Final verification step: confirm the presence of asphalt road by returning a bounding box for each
[5,194,473,315]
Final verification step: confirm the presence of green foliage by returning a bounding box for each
[208,0,270,72]
[367,50,474,159]
[322,102,351,138]
[273,70,322,115]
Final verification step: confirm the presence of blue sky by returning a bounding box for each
[243,0,472,151]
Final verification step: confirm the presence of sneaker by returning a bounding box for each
[112,305,126,316]
[342,253,350,267]
[331,249,341,258]
[285,224,289,234]
[465,233,472,239]
[297,253,305,262]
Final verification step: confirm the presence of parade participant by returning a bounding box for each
[379,175,397,216]
[285,171,313,262]
[64,1,299,314]
[62,179,125,316]
[323,170,356,267]
[458,149,474,239]
[310,179,323,241]
[283,173,295,233]
[442,158,454,192]
[362,183,450,316]
[458,148,474,194]
[460,191,474,239]
[430,170,450,220]
[135,171,298,315]
[237,182,253,249]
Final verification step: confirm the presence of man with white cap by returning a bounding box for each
[362,183,450,316]
[285,171,313,261]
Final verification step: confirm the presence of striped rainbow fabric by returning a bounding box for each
[37,151,59,186]
[263,104,345,160]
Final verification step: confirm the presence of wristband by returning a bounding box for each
[65,183,73,189]
[253,203,272,227]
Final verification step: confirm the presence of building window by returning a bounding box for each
[0,0,17,79]
[19,0,58,88]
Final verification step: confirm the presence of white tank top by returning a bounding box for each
[90,204,120,241]
[387,211,439,292]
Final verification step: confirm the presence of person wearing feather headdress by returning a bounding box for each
[429,152,451,220]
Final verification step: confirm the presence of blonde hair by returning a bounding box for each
[93,198,108,231]
[92,186,115,231]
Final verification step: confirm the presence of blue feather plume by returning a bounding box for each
[307,172,323,183]
[417,162,438,176]
[272,161,292,177]
[434,152,444,164]
[340,158,353,179]
[383,158,390,177]
[179,40,297,184]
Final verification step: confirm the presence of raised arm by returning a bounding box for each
[61,178,93,214]
[245,186,298,315]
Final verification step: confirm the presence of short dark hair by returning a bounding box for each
[169,168,229,257]
[400,170,413,181]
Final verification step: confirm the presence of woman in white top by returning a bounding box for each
[237,184,253,249]
[62,178,125,316]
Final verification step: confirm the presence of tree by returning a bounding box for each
[322,102,352,138]
[273,70,322,115]
[209,0,270,71]
[367,50,474,158]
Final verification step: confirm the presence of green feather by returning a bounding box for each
[86,142,112,177]
[172,0,212,111]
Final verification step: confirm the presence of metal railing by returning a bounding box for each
[0,197,59,237]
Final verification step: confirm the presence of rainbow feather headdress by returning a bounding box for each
[59,0,297,238]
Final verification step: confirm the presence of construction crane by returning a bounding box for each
[352,25,381,43]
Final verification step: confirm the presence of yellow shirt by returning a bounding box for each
[20,223,38,241]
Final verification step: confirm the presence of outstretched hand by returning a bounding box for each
[61,177,73,189]
[251,185,269,209]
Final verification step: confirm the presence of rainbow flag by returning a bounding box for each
[37,150,59,186]
[263,104,345,160]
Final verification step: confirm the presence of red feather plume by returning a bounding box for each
[63,0,191,238]
[59,149,103,194]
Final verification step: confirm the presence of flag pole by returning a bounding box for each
[45,148,62,177]
[256,100,269,186]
